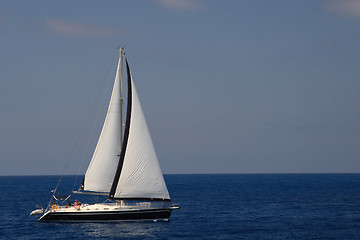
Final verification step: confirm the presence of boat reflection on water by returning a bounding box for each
[79,221,169,238]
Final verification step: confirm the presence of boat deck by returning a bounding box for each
[51,202,159,213]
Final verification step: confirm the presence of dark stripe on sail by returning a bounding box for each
[109,59,132,198]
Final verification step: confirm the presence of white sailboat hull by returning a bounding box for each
[39,203,177,222]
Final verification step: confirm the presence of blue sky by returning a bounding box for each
[1,0,360,175]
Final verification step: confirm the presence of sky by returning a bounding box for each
[1,0,360,175]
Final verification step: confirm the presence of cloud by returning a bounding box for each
[325,0,360,18]
[44,18,127,37]
[155,0,202,11]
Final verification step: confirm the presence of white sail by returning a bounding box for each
[111,70,170,200]
[83,50,124,193]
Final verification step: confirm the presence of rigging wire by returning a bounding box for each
[72,51,120,192]
[47,51,119,210]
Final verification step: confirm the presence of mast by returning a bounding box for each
[109,59,132,199]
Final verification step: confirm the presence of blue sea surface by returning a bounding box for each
[1,174,360,239]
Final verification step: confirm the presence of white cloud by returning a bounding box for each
[155,0,202,11]
[325,0,360,18]
[44,18,127,37]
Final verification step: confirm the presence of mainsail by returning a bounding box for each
[82,49,170,201]
[83,49,124,193]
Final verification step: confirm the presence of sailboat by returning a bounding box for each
[37,48,179,221]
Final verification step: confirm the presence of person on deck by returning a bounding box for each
[74,200,81,210]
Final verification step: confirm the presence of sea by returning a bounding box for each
[0,174,360,240]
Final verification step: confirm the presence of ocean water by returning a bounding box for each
[1,174,360,239]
